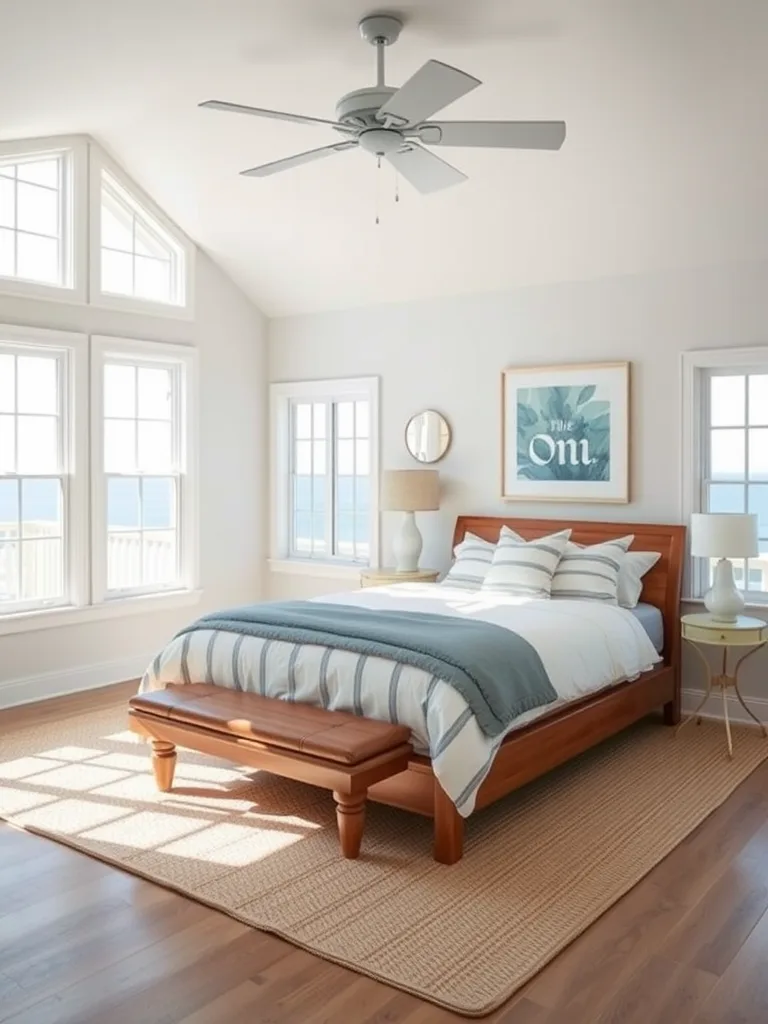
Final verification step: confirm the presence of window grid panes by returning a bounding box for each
[0,346,67,609]
[0,155,65,287]
[290,398,370,562]
[100,171,183,306]
[103,360,181,593]
[703,371,768,598]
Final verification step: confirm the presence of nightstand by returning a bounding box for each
[679,612,768,757]
[360,568,440,588]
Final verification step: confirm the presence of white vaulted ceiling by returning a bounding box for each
[2,0,767,316]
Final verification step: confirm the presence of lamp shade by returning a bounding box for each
[381,469,439,512]
[690,513,758,558]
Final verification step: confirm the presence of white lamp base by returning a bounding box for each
[392,511,423,573]
[704,557,745,623]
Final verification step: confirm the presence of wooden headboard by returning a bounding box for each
[452,516,686,669]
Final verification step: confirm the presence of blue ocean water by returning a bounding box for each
[294,474,369,545]
[0,477,174,530]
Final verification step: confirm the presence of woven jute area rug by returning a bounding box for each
[1,707,766,1017]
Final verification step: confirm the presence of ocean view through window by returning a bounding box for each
[271,377,379,570]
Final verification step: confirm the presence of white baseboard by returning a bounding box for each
[0,654,153,710]
[682,686,768,726]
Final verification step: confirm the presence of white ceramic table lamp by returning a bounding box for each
[690,512,759,622]
[381,469,439,573]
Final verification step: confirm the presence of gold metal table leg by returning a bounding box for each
[721,682,733,759]
[677,639,713,734]
[730,643,768,739]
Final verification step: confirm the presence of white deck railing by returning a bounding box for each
[0,523,175,598]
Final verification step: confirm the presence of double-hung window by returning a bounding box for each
[91,337,197,601]
[271,378,379,571]
[0,326,86,614]
[683,347,768,602]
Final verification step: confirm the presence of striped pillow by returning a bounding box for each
[550,536,633,603]
[441,532,496,590]
[481,528,571,598]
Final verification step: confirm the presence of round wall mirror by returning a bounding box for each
[405,410,452,464]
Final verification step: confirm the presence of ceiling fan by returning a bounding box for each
[200,14,566,195]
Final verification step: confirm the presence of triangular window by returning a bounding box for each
[99,170,186,307]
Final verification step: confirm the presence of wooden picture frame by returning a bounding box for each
[501,361,630,503]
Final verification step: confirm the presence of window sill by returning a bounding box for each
[0,588,202,637]
[268,558,367,580]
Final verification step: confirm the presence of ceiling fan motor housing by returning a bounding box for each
[335,87,397,129]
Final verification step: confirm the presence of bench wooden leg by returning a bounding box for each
[433,780,464,865]
[151,740,177,792]
[333,791,366,859]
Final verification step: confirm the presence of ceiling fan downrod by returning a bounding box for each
[358,14,403,88]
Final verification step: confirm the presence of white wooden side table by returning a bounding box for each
[679,612,768,758]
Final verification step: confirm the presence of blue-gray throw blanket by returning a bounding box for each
[176,602,557,738]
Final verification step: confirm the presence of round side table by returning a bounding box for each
[679,612,768,758]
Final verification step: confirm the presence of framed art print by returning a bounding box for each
[501,361,630,503]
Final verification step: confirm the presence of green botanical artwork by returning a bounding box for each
[516,385,611,482]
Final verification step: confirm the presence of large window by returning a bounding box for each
[272,378,379,571]
[0,147,74,292]
[683,348,768,601]
[91,338,196,601]
[0,327,197,632]
[0,327,85,615]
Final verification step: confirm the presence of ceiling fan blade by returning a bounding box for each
[386,144,467,194]
[377,60,481,127]
[418,120,566,150]
[241,141,358,178]
[199,100,355,133]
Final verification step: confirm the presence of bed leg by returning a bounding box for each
[334,791,366,859]
[151,740,177,791]
[663,692,681,727]
[433,781,464,865]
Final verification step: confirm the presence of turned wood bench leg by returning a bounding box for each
[151,740,177,792]
[433,779,464,865]
[334,790,366,859]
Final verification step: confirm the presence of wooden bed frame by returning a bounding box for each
[366,516,686,865]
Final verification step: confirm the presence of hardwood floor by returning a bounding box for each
[2,684,768,1022]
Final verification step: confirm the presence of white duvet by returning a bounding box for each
[140,583,661,816]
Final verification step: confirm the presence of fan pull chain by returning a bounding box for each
[394,169,400,203]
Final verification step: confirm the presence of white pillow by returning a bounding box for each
[503,528,661,608]
[481,527,571,599]
[551,536,634,603]
[441,532,496,590]
[617,551,661,608]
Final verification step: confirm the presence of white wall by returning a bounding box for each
[0,250,267,706]
[268,258,768,710]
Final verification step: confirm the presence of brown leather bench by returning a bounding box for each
[128,684,413,859]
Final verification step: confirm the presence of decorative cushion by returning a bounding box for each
[440,532,497,590]
[481,528,571,599]
[550,536,634,603]
[617,551,662,608]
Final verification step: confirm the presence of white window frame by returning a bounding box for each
[90,336,199,603]
[0,136,88,304]
[681,345,768,604]
[88,148,195,320]
[270,377,380,577]
[0,323,88,616]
